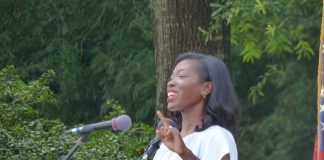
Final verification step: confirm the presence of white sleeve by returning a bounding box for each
[199,126,237,160]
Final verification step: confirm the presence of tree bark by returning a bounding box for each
[151,0,230,114]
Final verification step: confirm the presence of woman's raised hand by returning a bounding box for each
[156,111,187,156]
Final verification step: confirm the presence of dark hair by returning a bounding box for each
[170,52,240,140]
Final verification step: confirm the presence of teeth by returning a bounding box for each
[168,92,177,96]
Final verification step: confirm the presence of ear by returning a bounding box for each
[201,81,212,96]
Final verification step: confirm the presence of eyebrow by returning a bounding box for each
[171,68,188,75]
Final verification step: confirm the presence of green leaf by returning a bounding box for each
[240,42,262,63]
[255,0,266,14]
[294,40,315,60]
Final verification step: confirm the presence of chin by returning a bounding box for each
[167,104,178,111]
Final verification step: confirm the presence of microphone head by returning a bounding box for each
[113,115,132,131]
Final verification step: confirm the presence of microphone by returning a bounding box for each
[141,118,177,160]
[64,115,132,134]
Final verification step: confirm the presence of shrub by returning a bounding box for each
[0,66,154,159]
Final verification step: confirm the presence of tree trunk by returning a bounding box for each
[151,0,230,115]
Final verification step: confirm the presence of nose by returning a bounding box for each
[167,78,175,88]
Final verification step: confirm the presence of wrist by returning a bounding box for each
[178,148,200,160]
[178,147,189,157]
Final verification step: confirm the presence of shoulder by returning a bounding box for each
[203,125,233,139]
[180,126,237,160]
[197,125,238,160]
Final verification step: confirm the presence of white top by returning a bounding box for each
[153,125,237,160]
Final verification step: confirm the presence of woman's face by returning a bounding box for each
[167,60,205,111]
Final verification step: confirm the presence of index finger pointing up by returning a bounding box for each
[157,110,169,128]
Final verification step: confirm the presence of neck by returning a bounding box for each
[180,101,205,137]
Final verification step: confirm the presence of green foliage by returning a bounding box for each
[58,100,154,159]
[0,65,68,159]
[207,0,320,159]
[294,40,315,60]
[248,64,285,104]
[0,65,56,127]
[0,0,155,123]
[239,114,313,160]
[0,66,154,159]
[63,123,153,160]
[209,0,320,63]
[100,99,127,119]
[238,61,316,160]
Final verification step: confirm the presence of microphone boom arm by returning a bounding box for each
[63,134,88,160]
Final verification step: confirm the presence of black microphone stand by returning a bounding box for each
[140,137,161,160]
[63,134,88,160]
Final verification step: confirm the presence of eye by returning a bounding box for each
[177,71,187,78]
[178,75,187,78]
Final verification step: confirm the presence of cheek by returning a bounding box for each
[181,86,202,101]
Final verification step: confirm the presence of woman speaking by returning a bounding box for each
[153,52,240,160]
